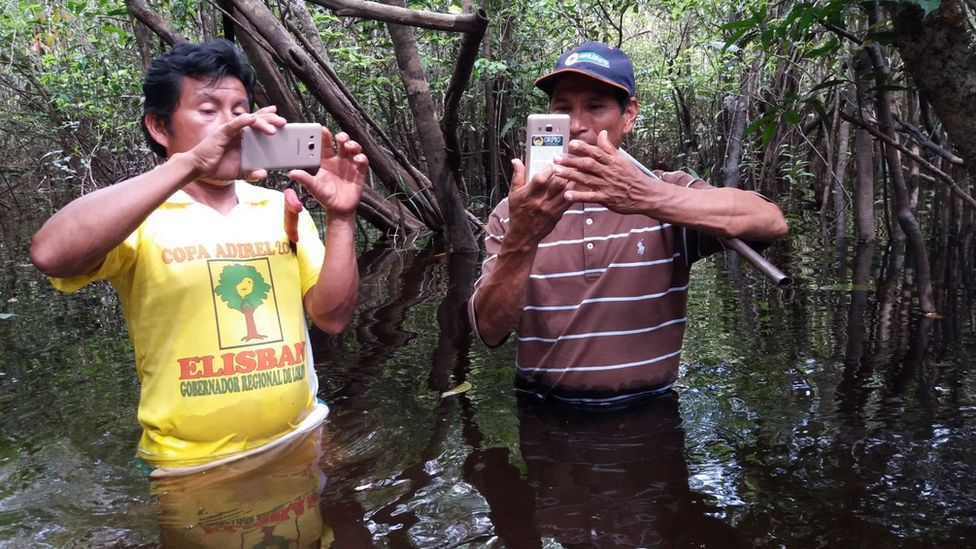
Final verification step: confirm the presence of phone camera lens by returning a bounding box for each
[308,142,315,150]
[545,124,553,132]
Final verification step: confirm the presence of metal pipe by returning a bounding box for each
[618,149,792,287]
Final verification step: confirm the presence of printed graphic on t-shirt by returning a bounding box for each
[208,258,284,350]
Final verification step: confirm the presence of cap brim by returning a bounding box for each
[534,68,632,97]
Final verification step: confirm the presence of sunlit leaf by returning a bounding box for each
[441,381,472,398]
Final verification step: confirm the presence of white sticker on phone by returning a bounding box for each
[528,134,564,181]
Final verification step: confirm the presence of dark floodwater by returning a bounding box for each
[1,214,974,548]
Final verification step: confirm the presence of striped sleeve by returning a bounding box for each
[467,199,510,346]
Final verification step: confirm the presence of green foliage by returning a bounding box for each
[0,0,150,210]
[214,264,271,311]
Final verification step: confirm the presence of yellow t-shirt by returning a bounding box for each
[52,181,326,467]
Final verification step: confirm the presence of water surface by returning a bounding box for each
[1,215,973,547]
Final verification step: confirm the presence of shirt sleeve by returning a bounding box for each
[50,228,140,293]
[467,200,510,347]
[295,209,326,297]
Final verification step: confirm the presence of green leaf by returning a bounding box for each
[723,27,756,52]
[806,37,841,58]
[441,381,472,398]
[720,18,759,32]
[761,121,777,149]
[807,78,846,94]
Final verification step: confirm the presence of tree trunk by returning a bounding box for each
[442,9,488,189]
[721,59,760,189]
[832,93,852,242]
[863,33,937,314]
[853,126,876,242]
[384,0,478,252]
[891,0,976,179]
[229,0,444,229]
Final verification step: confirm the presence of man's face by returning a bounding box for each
[549,73,637,148]
[152,75,249,172]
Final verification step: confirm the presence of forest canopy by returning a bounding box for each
[1,0,973,318]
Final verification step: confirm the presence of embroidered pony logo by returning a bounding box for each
[637,239,646,256]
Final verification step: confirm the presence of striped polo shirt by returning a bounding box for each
[470,171,723,406]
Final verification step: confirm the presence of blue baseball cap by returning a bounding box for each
[535,41,636,98]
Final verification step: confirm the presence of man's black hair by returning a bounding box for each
[140,39,256,158]
[612,88,631,113]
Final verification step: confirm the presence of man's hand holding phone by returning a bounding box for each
[287,128,367,219]
[502,113,576,247]
[182,105,285,183]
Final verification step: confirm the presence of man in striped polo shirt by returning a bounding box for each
[469,42,788,407]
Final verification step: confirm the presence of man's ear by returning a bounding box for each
[623,97,639,134]
[144,114,171,154]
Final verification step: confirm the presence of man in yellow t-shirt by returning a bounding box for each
[30,40,367,470]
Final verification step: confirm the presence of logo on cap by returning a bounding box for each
[565,51,610,69]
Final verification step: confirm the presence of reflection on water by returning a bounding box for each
[494,394,740,547]
[153,427,327,548]
[1,216,975,547]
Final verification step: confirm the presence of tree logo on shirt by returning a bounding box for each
[214,263,272,342]
[208,257,284,350]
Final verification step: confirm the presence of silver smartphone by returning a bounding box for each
[524,113,570,183]
[240,122,322,172]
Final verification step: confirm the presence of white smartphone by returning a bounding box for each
[524,113,570,183]
[240,122,322,172]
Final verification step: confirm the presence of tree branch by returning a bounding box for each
[441,9,488,173]
[840,109,976,208]
[895,118,965,165]
[308,0,484,33]
[124,0,184,45]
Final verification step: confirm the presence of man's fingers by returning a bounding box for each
[509,159,526,194]
[283,187,302,244]
[342,138,362,158]
[243,168,267,182]
[596,130,616,155]
[321,128,336,160]
[553,162,599,188]
[250,113,286,134]
[352,153,369,180]
[287,168,314,187]
[564,189,602,203]
[222,113,256,135]
[544,174,569,200]
[283,187,303,213]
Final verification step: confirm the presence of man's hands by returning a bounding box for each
[553,130,653,215]
[296,129,366,335]
[288,129,367,219]
[504,158,575,249]
[183,105,286,183]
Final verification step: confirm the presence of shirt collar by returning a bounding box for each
[166,180,268,205]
